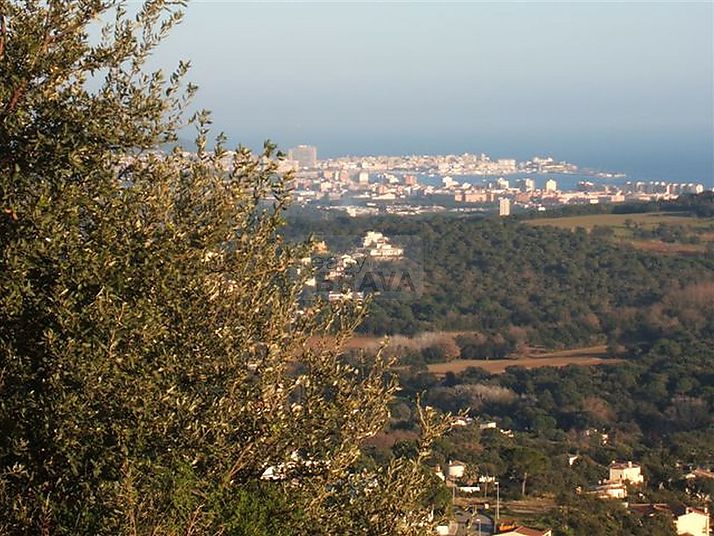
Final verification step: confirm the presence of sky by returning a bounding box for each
[149,1,713,183]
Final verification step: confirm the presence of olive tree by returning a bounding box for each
[0,1,447,534]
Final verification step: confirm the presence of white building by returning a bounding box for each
[451,416,473,427]
[496,177,510,190]
[499,197,511,217]
[447,460,466,479]
[545,178,558,192]
[368,245,403,258]
[287,145,317,168]
[592,481,628,500]
[327,291,364,303]
[442,176,457,188]
[629,504,710,536]
[609,461,644,485]
[674,506,710,536]
[362,231,404,259]
[363,231,386,248]
[519,178,535,192]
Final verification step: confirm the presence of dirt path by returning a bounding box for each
[427,344,619,376]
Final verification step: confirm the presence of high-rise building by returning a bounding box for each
[288,145,317,168]
[358,171,370,185]
[496,177,510,190]
[499,197,511,217]
[545,178,558,192]
[442,176,457,188]
[518,178,535,192]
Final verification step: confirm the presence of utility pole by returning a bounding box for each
[495,481,500,525]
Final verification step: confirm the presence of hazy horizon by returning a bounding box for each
[151,1,713,184]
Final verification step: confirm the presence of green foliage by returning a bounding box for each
[348,212,714,517]
[0,1,449,533]
[286,214,714,347]
[507,447,550,496]
[544,495,677,536]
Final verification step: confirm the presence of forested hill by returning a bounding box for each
[286,213,714,350]
[287,209,714,530]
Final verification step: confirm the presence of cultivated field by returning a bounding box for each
[314,335,620,376]
[625,239,708,255]
[526,211,710,231]
[526,212,714,254]
[427,345,617,376]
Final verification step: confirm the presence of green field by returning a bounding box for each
[526,212,714,254]
[526,211,710,231]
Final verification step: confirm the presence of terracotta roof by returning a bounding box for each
[692,468,714,479]
[628,503,672,516]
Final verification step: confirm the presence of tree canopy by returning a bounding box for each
[0,1,446,533]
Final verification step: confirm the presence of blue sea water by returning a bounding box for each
[314,132,714,190]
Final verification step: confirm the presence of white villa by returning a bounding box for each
[362,231,404,259]
[609,461,644,485]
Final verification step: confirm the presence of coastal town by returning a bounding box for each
[276,145,708,217]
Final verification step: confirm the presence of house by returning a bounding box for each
[629,503,672,517]
[591,481,627,500]
[685,468,714,481]
[447,460,466,480]
[498,526,553,536]
[367,242,403,259]
[361,231,404,259]
[674,506,710,536]
[450,416,473,428]
[609,461,644,485]
[327,291,364,303]
[629,504,711,536]
[362,231,388,248]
